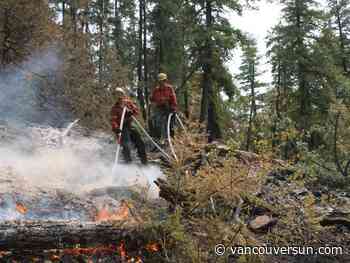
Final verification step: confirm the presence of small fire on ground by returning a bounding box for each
[1,241,161,262]
[15,202,28,214]
[46,241,160,262]
[95,200,130,222]
[5,200,131,223]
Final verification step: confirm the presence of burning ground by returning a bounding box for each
[0,121,350,262]
[0,48,166,262]
[0,121,165,262]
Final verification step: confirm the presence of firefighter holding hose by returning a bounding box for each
[111,88,148,165]
[150,73,178,143]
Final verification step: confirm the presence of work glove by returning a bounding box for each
[124,107,133,117]
[113,128,122,135]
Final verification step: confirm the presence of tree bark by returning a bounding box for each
[70,0,78,48]
[98,0,105,84]
[201,0,222,141]
[114,0,122,54]
[0,221,143,252]
[335,4,348,74]
[137,0,147,120]
[155,1,164,73]
[1,7,10,67]
[143,0,149,111]
[295,0,310,130]
[246,62,256,151]
[62,0,66,27]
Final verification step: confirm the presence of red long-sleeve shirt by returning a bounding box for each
[111,96,139,131]
[150,83,177,111]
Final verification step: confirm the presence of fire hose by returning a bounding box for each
[62,119,80,138]
[167,112,190,162]
[131,116,173,161]
[59,119,80,146]
[114,107,188,166]
[167,113,178,162]
[114,107,128,165]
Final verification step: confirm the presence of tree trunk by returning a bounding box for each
[295,0,310,130]
[335,6,348,74]
[276,61,282,119]
[114,0,122,55]
[272,60,282,149]
[157,1,164,73]
[0,221,143,252]
[137,0,147,120]
[202,0,222,141]
[181,23,190,118]
[70,0,78,48]
[246,63,256,151]
[98,0,105,84]
[200,0,211,123]
[1,7,10,67]
[62,0,66,27]
[200,73,209,122]
[143,0,149,111]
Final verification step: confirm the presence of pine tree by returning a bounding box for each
[236,37,265,151]
[328,0,350,75]
[268,0,325,130]
[0,0,54,67]
[183,0,246,141]
[149,0,186,84]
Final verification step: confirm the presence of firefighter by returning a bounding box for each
[111,88,148,165]
[150,73,178,141]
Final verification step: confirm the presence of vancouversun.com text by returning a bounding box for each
[214,244,345,257]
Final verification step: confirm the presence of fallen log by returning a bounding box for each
[0,220,145,252]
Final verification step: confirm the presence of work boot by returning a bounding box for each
[122,147,133,164]
[159,139,166,148]
[140,156,148,166]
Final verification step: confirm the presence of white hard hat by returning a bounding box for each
[115,88,125,94]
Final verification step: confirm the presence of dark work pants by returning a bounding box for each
[121,124,147,164]
[152,106,175,140]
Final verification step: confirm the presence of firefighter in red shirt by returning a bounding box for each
[111,88,147,165]
[150,73,178,141]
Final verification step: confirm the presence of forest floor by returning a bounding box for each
[0,123,349,262]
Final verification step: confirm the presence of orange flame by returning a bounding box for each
[95,200,130,222]
[16,203,28,214]
[127,256,143,263]
[118,241,127,259]
[145,243,160,253]
[64,246,116,256]
[49,255,60,261]
[117,241,146,262]
[0,251,9,258]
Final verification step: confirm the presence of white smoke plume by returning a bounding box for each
[0,47,69,126]
[0,48,163,221]
[0,125,162,196]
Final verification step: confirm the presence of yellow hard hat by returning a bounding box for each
[158,73,167,81]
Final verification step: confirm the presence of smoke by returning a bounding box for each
[0,48,163,221]
[0,47,69,126]
[0,125,162,197]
